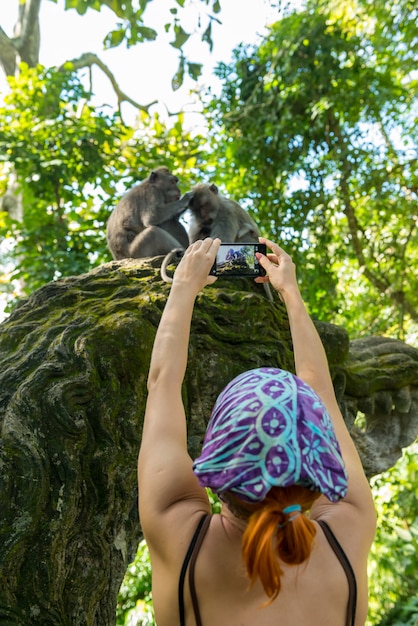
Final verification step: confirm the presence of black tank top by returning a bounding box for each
[178,515,357,626]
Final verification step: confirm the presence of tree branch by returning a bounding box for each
[339,174,391,293]
[0,0,42,76]
[59,52,157,116]
[12,0,41,67]
[0,26,17,76]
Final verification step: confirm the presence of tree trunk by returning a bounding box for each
[0,258,417,625]
[0,0,41,77]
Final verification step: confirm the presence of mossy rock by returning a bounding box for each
[0,258,417,625]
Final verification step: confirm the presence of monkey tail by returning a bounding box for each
[263,283,274,302]
[160,248,185,283]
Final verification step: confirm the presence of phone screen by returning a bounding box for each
[210,243,266,277]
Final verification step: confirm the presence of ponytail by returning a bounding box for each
[241,485,320,602]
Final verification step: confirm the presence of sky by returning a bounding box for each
[0,0,286,126]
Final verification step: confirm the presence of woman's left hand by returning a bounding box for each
[173,238,221,294]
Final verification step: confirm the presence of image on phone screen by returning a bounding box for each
[210,243,266,277]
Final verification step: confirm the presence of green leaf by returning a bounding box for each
[171,25,190,49]
[64,0,89,15]
[104,28,126,49]
[171,56,185,90]
[202,22,213,51]
[213,0,221,14]
[136,26,158,42]
[187,62,203,81]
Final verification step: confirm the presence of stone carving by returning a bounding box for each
[0,258,417,624]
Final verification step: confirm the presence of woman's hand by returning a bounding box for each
[254,237,299,298]
[172,238,221,295]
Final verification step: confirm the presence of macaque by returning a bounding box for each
[106,167,193,259]
[188,182,273,301]
[188,183,260,243]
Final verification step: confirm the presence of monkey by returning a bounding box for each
[188,183,260,244]
[159,247,185,284]
[187,182,273,301]
[106,167,193,260]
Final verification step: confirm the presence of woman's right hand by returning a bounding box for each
[254,237,299,298]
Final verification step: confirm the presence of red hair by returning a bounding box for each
[240,485,321,602]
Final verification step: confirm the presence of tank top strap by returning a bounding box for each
[178,514,211,626]
[317,520,357,626]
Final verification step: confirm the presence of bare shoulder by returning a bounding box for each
[311,496,376,556]
[142,501,211,566]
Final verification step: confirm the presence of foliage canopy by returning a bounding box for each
[0,64,208,296]
[203,0,417,340]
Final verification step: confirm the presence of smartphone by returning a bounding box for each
[210,242,266,277]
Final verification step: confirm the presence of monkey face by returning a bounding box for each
[167,186,181,202]
[188,183,219,223]
[152,168,182,202]
[165,172,181,201]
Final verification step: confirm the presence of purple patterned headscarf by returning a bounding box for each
[193,368,348,503]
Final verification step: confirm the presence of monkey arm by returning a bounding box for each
[141,192,194,228]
